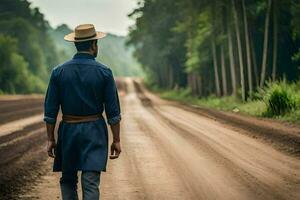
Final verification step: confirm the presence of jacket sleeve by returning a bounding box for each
[104,68,121,125]
[43,69,60,124]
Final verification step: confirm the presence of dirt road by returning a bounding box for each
[0,78,299,200]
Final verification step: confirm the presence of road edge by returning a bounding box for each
[133,79,300,158]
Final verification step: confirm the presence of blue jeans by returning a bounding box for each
[60,171,101,200]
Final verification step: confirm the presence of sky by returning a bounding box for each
[29,0,139,36]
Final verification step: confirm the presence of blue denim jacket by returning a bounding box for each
[44,52,121,125]
[43,52,121,172]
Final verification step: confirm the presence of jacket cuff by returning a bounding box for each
[107,114,121,125]
[44,116,57,124]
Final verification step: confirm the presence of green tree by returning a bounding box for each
[0,35,45,93]
[0,0,60,93]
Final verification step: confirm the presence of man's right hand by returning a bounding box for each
[110,141,121,159]
[47,140,56,158]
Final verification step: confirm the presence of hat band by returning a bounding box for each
[74,33,97,40]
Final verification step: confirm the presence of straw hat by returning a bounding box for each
[64,24,106,42]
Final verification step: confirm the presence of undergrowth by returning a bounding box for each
[149,79,300,123]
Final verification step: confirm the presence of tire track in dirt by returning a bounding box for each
[148,106,300,199]
[132,79,300,200]
[10,79,300,200]
[133,79,300,157]
[101,78,195,200]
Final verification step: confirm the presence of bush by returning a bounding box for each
[262,80,299,116]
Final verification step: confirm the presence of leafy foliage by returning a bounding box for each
[154,80,300,122]
[262,80,299,116]
[0,0,59,93]
[0,35,45,93]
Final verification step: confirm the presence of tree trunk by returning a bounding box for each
[212,39,221,96]
[158,69,163,87]
[187,73,192,92]
[197,75,202,96]
[232,0,246,101]
[189,72,195,96]
[221,45,227,95]
[193,73,197,96]
[272,0,278,81]
[211,1,221,97]
[220,4,228,96]
[227,17,237,96]
[194,73,201,96]
[192,72,201,96]
[260,0,272,87]
[168,65,174,88]
[251,36,259,88]
[242,0,253,95]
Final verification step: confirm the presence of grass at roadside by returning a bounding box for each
[148,80,300,124]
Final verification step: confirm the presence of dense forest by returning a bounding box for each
[128,0,300,101]
[0,0,142,94]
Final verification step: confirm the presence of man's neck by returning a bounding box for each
[77,51,93,55]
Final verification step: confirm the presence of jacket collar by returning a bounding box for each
[73,52,95,60]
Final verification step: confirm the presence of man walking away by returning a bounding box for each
[44,24,122,200]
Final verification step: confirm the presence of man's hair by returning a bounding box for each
[74,39,97,51]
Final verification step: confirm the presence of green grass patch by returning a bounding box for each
[149,80,300,124]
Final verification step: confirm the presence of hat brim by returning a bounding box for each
[64,31,107,42]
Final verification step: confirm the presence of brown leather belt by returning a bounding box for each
[62,114,103,123]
